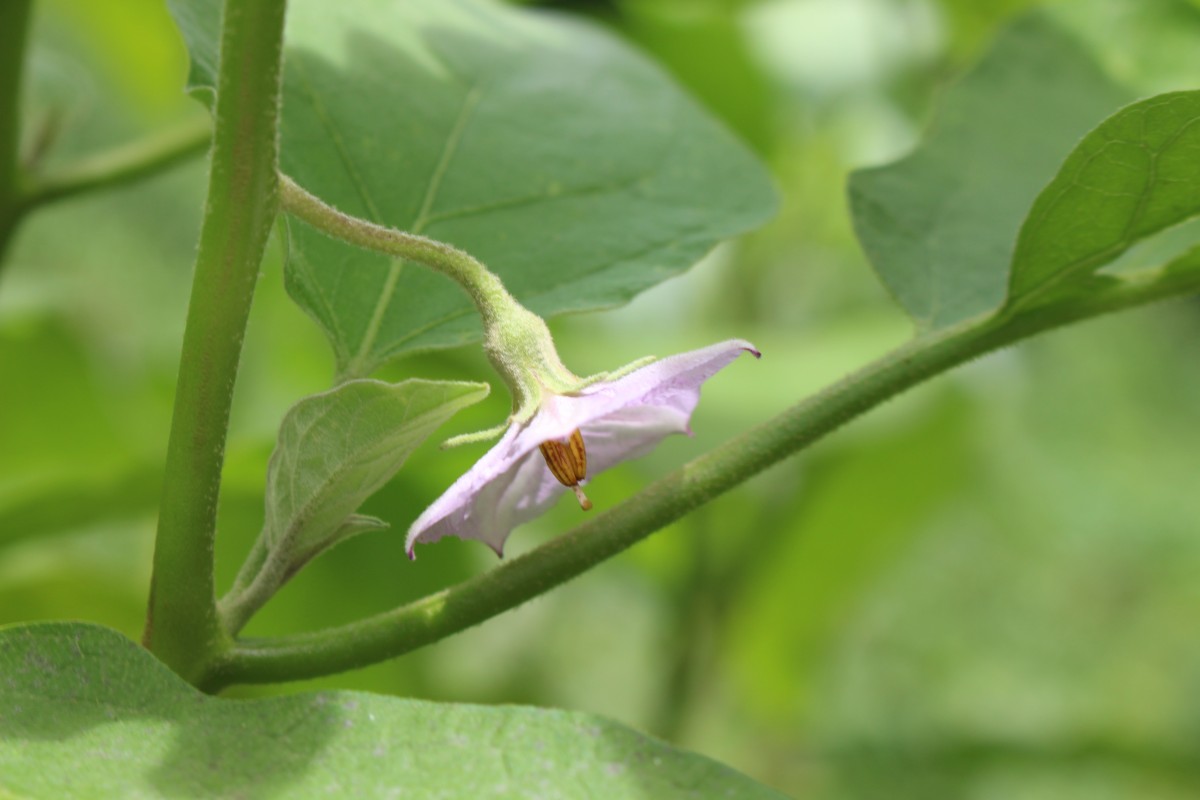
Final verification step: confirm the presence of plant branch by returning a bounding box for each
[202,258,1200,690]
[0,0,33,265]
[18,116,211,211]
[144,0,288,685]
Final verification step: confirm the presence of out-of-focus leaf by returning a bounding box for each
[0,321,130,484]
[1007,91,1200,304]
[933,0,1040,62]
[0,623,788,799]
[728,391,974,721]
[617,0,775,154]
[807,311,1200,798]
[1050,0,1200,94]
[33,0,195,117]
[0,465,158,550]
[166,0,777,378]
[0,524,149,635]
[264,379,488,562]
[848,14,1128,330]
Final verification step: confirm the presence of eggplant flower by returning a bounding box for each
[405,339,759,558]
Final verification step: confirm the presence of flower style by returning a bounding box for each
[405,339,760,558]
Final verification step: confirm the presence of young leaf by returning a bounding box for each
[0,623,788,799]
[264,379,489,562]
[167,0,777,378]
[848,14,1129,331]
[1007,91,1200,304]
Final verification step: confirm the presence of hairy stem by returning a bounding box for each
[144,0,288,685]
[222,533,270,607]
[19,116,211,211]
[217,536,289,636]
[0,0,33,265]
[201,259,1200,690]
[280,174,508,316]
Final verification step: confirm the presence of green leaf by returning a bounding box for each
[264,379,488,560]
[167,0,777,378]
[618,0,775,155]
[1007,91,1200,304]
[0,623,786,799]
[848,14,1129,331]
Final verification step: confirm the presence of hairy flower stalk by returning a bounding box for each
[277,176,759,559]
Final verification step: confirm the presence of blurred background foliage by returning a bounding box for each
[2,0,1200,796]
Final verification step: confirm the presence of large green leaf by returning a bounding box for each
[1007,91,1200,303]
[264,379,488,563]
[0,623,786,799]
[167,0,777,378]
[848,14,1129,331]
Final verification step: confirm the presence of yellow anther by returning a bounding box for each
[538,429,592,510]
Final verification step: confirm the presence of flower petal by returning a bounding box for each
[580,404,691,474]
[405,339,758,557]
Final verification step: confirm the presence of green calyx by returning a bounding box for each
[442,293,579,449]
[445,290,656,449]
[482,298,579,422]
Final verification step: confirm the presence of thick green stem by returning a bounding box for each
[18,116,211,211]
[200,261,1200,690]
[144,0,287,685]
[0,0,33,265]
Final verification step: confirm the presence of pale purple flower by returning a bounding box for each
[405,339,760,558]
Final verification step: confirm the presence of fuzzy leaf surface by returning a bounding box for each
[264,379,488,557]
[0,623,786,799]
[167,0,777,377]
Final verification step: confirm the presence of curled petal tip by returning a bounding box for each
[406,549,417,562]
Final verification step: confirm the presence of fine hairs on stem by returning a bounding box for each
[143,0,289,686]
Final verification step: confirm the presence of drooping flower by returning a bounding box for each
[405,339,759,557]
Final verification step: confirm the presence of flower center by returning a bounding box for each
[538,429,592,510]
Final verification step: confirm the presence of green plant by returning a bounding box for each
[2,1,1198,797]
